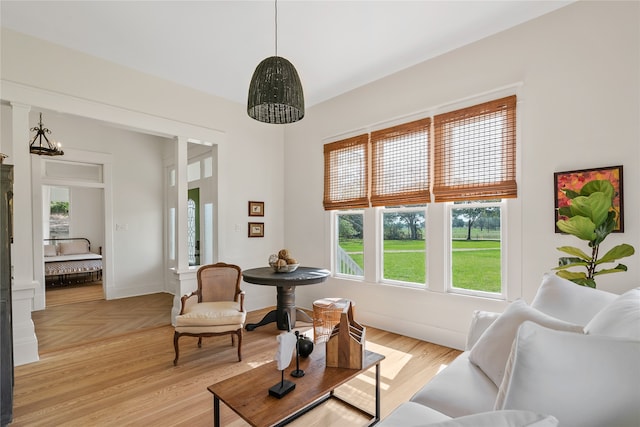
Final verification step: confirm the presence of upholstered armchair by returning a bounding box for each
[173,263,246,365]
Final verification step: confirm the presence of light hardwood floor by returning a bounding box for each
[13,293,460,426]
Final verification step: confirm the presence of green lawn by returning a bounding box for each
[339,238,501,292]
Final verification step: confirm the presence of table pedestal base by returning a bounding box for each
[246,285,313,331]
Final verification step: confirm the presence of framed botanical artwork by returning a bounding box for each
[554,165,624,233]
[248,201,264,217]
[248,222,264,238]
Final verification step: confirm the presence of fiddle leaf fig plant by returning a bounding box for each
[554,179,635,288]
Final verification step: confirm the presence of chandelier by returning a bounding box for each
[29,113,64,156]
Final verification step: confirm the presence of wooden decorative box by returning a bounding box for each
[326,302,366,369]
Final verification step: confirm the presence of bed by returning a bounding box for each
[44,238,102,286]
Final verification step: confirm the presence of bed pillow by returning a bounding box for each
[584,288,640,340]
[58,240,89,255]
[469,299,583,387]
[531,273,617,326]
[496,321,640,427]
[44,244,57,257]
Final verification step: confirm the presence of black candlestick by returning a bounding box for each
[291,331,305,377]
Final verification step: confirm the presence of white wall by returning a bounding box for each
[285,1,640,349]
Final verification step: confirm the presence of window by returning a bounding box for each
[324,95,517,298]
[48,186,70,239]
[381,206,426,286]
[335,211,364,277]
[448,201,504,297]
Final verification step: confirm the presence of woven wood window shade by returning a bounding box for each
[323,134,370,210]
[370,118,431,206]
[433,95,517,202]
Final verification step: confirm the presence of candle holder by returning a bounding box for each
[291,331,305,378]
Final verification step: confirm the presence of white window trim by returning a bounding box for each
[444,200,507,300]
[378,205,428,289]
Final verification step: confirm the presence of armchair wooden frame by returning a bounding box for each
[173,263,245,365]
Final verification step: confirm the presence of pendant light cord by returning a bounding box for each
[274,0,278,57]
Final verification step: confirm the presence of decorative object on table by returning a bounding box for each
[29,112,64,156]
[248,222,264,238]
[553,174,635,288]
[268,248,299,272]
[290,330,305,378]
[312,298,354,343]
[0,153,6,164]
[269,314,296,398]
[247,0,304,124]
[326,302,366,370]
[554,165,624,232]
[297,334,314,358]
[248,201,264,217]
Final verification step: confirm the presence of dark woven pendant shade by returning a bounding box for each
[247,55,305,124]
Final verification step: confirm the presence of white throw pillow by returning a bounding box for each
[43,244,57,257]
[496,321,640,427]
[465,310,501,350]
[531,273,616,326]
[584,287,640,340]
[58,240,89,255]
[422,410,558,427]
[469,299,583,387]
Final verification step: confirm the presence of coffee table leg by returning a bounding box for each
[214,395,220,427]
[375,362,381,422]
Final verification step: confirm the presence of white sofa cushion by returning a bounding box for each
[469,299,583,387]
[496,321,640,427]
[531,273,617,325]
[465,310,500,350]
[410,352,498,418]
[422,410,558,427]
[175,301,246,326]
[584,287,640,340]
[377,402,451,426]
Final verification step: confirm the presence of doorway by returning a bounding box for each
[42,184,105,306]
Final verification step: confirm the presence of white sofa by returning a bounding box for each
[379,274,640,427]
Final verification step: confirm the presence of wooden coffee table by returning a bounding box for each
[207,345,384,426]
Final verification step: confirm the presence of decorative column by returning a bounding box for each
[171,136,197,324]
[9,102,39,365]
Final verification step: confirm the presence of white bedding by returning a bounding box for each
[45,253,102,262]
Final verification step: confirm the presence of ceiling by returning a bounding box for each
[1,1,573,108]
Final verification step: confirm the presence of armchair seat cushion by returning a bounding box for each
[176,301,246,327]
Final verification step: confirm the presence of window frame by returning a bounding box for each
[333,209,366,280]
[378,205,428,289]
[445,199,507,299]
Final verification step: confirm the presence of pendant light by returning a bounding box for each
[29,113,64,156]
[247,0,304,124]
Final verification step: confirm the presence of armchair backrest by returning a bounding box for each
[197,263,242,303]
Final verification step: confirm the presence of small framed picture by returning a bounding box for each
[248,222,264,238]
[249,201,264,217]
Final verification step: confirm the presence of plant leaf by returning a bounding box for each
[594,264,628,276]
[562,189,581,199]
[557,206,573,218]
[556,216,596,241]
[555,270,594,287]
[597,244,636,264]
[581,180,614,200]
[556,246,591,261]
[570,192,611,227]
